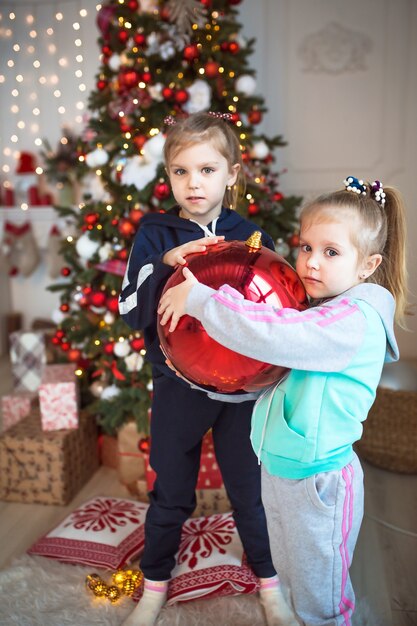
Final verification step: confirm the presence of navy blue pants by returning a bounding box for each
[140,374,276,580]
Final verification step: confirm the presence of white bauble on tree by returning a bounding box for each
[124,352,144,372]
[76,232,100,259]
[113,339,131,358]
[251,140,270,160]
[101,384,121,400]
[235,74,257,96]
[85,147,109,168]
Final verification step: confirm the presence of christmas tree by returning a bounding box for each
[48,0,302,435]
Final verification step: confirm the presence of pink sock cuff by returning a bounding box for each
[259,575,280,590]
[144,579,169,592]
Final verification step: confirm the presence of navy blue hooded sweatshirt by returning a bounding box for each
[118,206,275,385]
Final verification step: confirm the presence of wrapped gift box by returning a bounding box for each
[9,330,47,392]
[117,421,148,494]
[1,392,37,432]
[144,430,223,492]
[39,364,79,431]
[0,408,99,505]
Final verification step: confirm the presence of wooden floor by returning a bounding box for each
[0,357,416,625]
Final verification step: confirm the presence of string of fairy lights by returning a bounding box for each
[0,0,100,201]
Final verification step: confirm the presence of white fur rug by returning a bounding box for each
[0,554,384,626]
[0,554,266,626]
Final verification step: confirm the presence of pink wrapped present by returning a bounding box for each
[39,364,79,431]
[1,392,36,432]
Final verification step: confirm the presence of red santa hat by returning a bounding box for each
[16,151,37,174]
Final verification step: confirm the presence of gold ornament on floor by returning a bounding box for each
[85,568,144,604]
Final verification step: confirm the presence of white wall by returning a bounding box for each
[238,0,417,358]
[1,0,416,357]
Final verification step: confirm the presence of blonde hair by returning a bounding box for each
[163,112,245,210]
[300,184,410,328]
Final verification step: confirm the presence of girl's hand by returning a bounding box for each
[163,236,224,267]
[158,267,198,332]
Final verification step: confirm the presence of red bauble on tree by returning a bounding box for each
[96,5,117,40]
[89,290,107,308]
[106,296,120,314]
[162,86,174,100]
[118,218,136,238]
[248,109,262,125]
[183,44,199,62]
[158,234,308,393]
[96,79,108,91]
[153,180,171,200]
[138,437,151,454]
[248,202,260,215]
[131,336,145,351]
[127,0,139,10]
[204,61,220,78]
[134,33,146,46]
[174,89,189,105]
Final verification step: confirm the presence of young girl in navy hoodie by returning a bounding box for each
[158,176,410,625]
[119,112,295,626]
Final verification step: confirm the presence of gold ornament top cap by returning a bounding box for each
[245,230,262,250]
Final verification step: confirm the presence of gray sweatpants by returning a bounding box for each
[261,453,364,626]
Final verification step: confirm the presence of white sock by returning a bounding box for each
[259,576,300,626]
[121,579,169,626]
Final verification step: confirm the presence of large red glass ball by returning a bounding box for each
[158,236,308,393]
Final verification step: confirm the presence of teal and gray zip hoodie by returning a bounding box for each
[184,282,399,479]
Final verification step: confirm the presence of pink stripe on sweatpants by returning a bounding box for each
[338,464,355,625]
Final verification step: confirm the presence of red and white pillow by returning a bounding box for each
[28,497,259,603]
[28,496,148,569]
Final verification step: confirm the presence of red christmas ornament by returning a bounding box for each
[89,290,107,308]
[96,79,108,91]
[200,0,212,6]
[55,329,65,339]
[106,296,120,314]
[153,181,171,200]
[118,29,129,44]
[248,109,262,125]
[248,202,260,215]
[273,191,284,202]
[61,266,71,277]
[288,233,300,248]
[158,234,308,393]
[127,0,139,10]
[61,342,70,352]
[101,45,112,57]
[138,437,151,454]
[84,212,99,226]
[131,337,145,352]
[134,33,146,46]
[129,208,144,224]
[183,44,199,62]
[68,348,82,362]
[60,303,70,313]
[119,70,139,89]
[228,41,240,54]
[117,248,129,261]
[133,135,147,151]
[141,71,152,84]
[229,112,240,124]
[174,89,189,105]
[118,218,136,237]
[104,342,115,355]
[162,86,174,100]
[204,60,220,78]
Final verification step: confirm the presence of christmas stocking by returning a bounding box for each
[2,221,41,277]
[45,225,65,279]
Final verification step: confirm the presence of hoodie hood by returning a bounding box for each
[339,283,399,363]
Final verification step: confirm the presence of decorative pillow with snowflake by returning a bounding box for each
[134,512,259,604]
[28,496,148,569]
[29,498,259,602]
